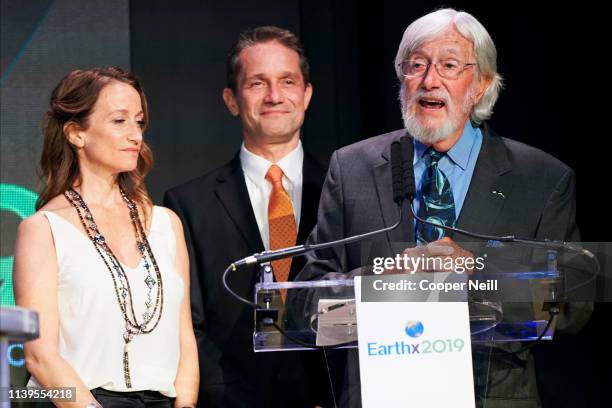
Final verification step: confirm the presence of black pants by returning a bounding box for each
[91,388,175,407]
[29,388,175,407]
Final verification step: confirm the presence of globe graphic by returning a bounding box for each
[405,321,424,338]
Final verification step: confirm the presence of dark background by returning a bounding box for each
[131,3,607,403]
[2,0,607,405]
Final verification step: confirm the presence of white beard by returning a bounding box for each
[400,85,476,145]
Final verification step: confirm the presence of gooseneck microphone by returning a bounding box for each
[231,141,407,269]
[223,141,407,307]
[221,137,597,353]
[224,137,596,308]
[400,138,592,256]
[390,140,405,204]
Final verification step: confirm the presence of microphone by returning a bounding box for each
[223,141,409,309]
[390,141,405,204]
[400,136,416,201]
[401,137,597,304]
[402,138,591,256]
[399,135,516,242]
[232,141,408,268]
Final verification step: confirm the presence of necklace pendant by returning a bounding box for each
[123,349,132,388]
[143,311,151,323]
[144,274,156,289]
[123,330,133,344]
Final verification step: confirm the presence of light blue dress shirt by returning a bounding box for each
[412,120,483,225]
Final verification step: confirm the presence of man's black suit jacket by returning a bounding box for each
[164,151,328,407]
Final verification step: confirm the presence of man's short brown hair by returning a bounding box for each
[226,26,310,92]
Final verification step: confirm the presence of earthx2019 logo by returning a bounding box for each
[366,320,466,356]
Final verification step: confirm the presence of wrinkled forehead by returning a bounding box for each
[406,25,475,59]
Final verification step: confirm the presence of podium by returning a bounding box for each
[0,306,39,408]
[249,241,597,407]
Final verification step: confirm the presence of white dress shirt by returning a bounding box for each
[240,141,303,250]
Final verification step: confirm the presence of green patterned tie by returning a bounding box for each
[416,148,456,244]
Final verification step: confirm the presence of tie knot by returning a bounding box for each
[265,164,284,185]
[425,147,444,164]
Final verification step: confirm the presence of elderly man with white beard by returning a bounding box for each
[296,8,589,408]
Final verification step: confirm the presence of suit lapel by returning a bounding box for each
[215,154,265,253]
[456,125,512,237]
[215,150,326,280]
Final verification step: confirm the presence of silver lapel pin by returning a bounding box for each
[492,190,505,198]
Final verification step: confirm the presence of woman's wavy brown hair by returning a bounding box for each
[36,67,153,213]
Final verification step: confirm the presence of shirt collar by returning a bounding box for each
[240,140,304,188]
[413,120,478,170]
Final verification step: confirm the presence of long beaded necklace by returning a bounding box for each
[64,188,164,388]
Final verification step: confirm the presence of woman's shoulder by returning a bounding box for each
[19,195,75,234]
[16,197,67,248]
[18,212,48,237]
[152,206,186,246]
[155,206,183,231]
[22,195,67,225]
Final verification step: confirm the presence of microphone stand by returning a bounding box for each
[222,139,599,353]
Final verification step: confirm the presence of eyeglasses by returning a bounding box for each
[399,57,477,80]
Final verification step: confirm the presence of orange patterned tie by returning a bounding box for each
[266,164,297,302]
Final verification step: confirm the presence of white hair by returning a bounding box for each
[395,8,503,124]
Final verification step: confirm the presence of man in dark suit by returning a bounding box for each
[297,8,590,408]
[164,26,330,407]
